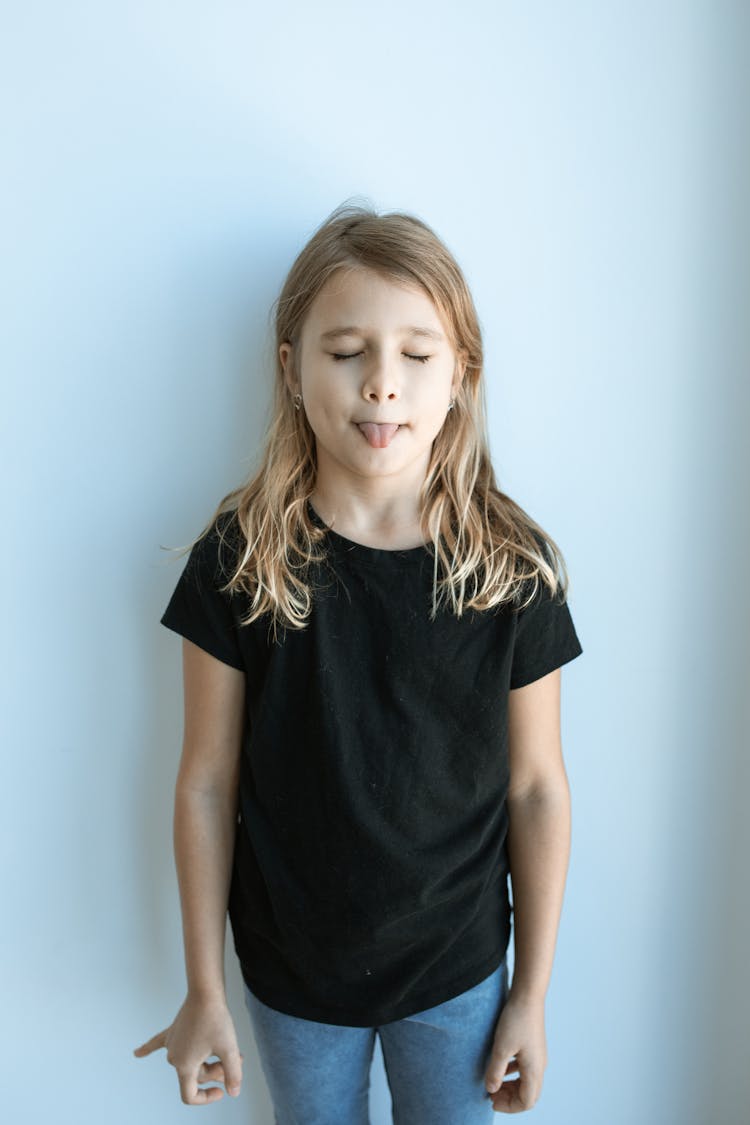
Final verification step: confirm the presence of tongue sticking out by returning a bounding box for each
[357,422,401,448]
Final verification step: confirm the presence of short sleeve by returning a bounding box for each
[509,579,583,689]
[160,515,246,671]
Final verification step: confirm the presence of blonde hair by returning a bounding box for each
[169,200,574,643]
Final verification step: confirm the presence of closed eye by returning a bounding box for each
[331,352,431,364]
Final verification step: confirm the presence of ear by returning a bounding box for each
[452,349,468,397]
[279,342,297,395]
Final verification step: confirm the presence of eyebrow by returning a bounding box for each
[319,325,445,343]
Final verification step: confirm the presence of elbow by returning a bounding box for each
[506,771,570,806]
[175,767,240,808]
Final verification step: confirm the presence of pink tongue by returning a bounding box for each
[358,422,400,448]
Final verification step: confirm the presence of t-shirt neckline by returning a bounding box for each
[306,499,432,565]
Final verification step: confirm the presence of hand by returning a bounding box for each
[483,989,547,1113]
[133,991,244,1105]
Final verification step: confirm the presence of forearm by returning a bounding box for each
[173,778,239,999]
[506,782,571,1002]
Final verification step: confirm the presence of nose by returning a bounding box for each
[360,354,401,405]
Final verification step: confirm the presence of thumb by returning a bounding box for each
[485,1051,515,1093]
[223,1049,243,1097]
[133,1029,168,1058]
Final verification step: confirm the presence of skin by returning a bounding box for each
[134,266,572,1114]
[133,640,247,1104]
[484,667,572,1112]
[281,264,466,547]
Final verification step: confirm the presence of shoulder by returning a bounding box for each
[185,507,243,590]
[510,525,570,613]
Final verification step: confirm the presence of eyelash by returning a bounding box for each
[331,352,431,364]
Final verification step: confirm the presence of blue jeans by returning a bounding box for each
[242,957,509,1124]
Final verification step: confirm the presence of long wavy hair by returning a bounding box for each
[168,199,574,643]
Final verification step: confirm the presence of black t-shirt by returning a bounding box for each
[159,501,583,1027]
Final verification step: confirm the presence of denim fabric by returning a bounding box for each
[243,956,510,1124]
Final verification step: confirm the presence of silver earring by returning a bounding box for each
[294,393,302,411]
[448,398,455,411]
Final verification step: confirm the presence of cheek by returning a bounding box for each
[308,404,350,444]
[302,380,336,419]
[316,376,348,412]
[416,394,451,426]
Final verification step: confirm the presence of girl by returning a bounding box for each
[134,201,583,1122]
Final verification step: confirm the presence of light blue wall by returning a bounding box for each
[4,3,748,1123]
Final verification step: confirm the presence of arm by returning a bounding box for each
[134,639,247,1105]
[505,667,571,1001]
[174,637,246,998]
[484,666,571,1113]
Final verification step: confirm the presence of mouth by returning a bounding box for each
[354,421,404,449]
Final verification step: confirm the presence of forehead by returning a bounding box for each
[304,266,449,339]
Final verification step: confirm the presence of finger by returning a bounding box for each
[490,1076,524,1112]
[195,1060,242,1098]
[195,1055,240,1077]
[197,1060,226,1084]
[485,1052,519,1092]
[133,1030,168,1057]
[178,1070,225,1106]
[491,1072,541,1114]
[223,1047,243,1096]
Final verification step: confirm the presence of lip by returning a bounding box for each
[353,421,405,427]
